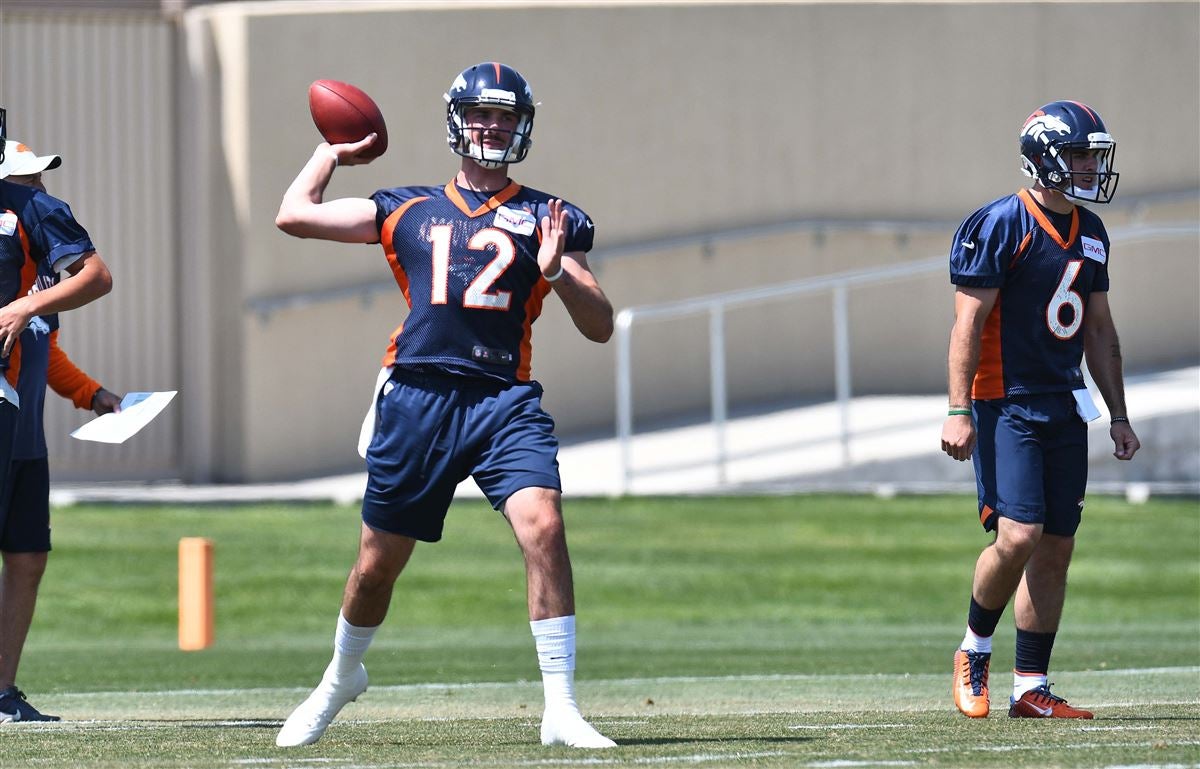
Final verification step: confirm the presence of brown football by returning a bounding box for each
[307,79,388,158]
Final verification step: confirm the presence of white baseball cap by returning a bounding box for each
[0,140,62,179]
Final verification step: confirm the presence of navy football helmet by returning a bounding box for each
[1019,100,1118,204]
[445,62,535,169]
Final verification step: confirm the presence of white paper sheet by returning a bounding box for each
[1072,387,1102,422]
[70,391,177,444]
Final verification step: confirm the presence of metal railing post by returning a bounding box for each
[832,283,852,467]
[615,311,635,495]
[710,305,728,486]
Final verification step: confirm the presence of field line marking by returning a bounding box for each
[49,666,1199,699]
[908,739,1200,754]
[788,724,906,730]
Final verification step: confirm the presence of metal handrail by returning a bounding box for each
[614,222,1200,495]
[243,187,1198,321]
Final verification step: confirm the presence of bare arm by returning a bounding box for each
[553,251,614,343]
[275,138,380,243]
[0,252,113,357]
[536,200,613,343]
[1084,291,1140,460]
[940,285,998,461]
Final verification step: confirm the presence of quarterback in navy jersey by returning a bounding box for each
[274,64,615,749]
[0,129,114,723]
[941,101,1140,721]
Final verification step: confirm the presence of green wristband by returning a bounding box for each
[947,409,972,416]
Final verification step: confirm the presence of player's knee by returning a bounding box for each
[1032,535,1075,573]
[348,559,400,596]
[512,506,566,558]
[1,551,48,583]
[993,522,1042,562]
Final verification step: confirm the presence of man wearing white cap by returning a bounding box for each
[0,126,114,723]
[0,141,63,182]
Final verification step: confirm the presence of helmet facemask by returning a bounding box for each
[1023,136,1119,205]
[446,99,534,169]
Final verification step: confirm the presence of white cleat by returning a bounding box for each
[540,708,617,748]
[275,664,368,747]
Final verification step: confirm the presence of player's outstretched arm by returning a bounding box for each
[548,251,613,343]
[276,139,379,243]
[1083,291,1140,460]
[0,252,112,357]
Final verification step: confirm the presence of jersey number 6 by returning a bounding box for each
[1047,259,1084,340]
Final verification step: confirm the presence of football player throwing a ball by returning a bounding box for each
[274,63,615,749]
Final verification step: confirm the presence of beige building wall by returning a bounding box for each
[0,9,180,479]
[3,1,1197,481]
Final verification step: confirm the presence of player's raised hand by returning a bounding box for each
[326,134,379,167]
[538,198,567,281]
[1111,421,1140,460]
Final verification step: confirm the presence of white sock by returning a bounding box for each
[326,612,378,681]
[531,615,578,713]
[960,627,993,654]
[1012,671,1048,700]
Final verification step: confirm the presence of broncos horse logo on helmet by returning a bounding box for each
[445,62,536,169]
[1020,100,1119,204]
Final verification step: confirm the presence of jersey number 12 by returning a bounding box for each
[429,224,514,311]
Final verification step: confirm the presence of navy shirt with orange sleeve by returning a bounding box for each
[0,180,94,380]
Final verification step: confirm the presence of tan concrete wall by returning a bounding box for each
[207,1,1197,480]
[4,2,1197,481]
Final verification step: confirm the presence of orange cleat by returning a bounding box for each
[1008,684,1093,719]
[952,648,991,718]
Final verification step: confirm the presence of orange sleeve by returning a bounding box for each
[47,330,103,410]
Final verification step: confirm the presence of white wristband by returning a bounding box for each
[543,263,564,283]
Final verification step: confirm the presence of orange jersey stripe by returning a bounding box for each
[443,180,522,218]
[975,225,1032,399]
[973,295,1005,401]
[1018,188,1078,249]
[516,281,552,381]
[379,197,426,367]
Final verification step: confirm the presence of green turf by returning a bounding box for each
[5,493,1199,767]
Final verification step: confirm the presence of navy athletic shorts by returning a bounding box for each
[972,392,1088,537]
[360,368,561,542]
[0,457,52,552]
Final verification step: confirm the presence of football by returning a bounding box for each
[307,79,389,158]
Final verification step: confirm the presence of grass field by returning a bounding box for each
[3,493,1198,768]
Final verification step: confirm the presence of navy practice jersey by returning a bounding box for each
[950,188,1111,400]
[371,180,594,382]
[0,180,93,377]
[14,320,52,459]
